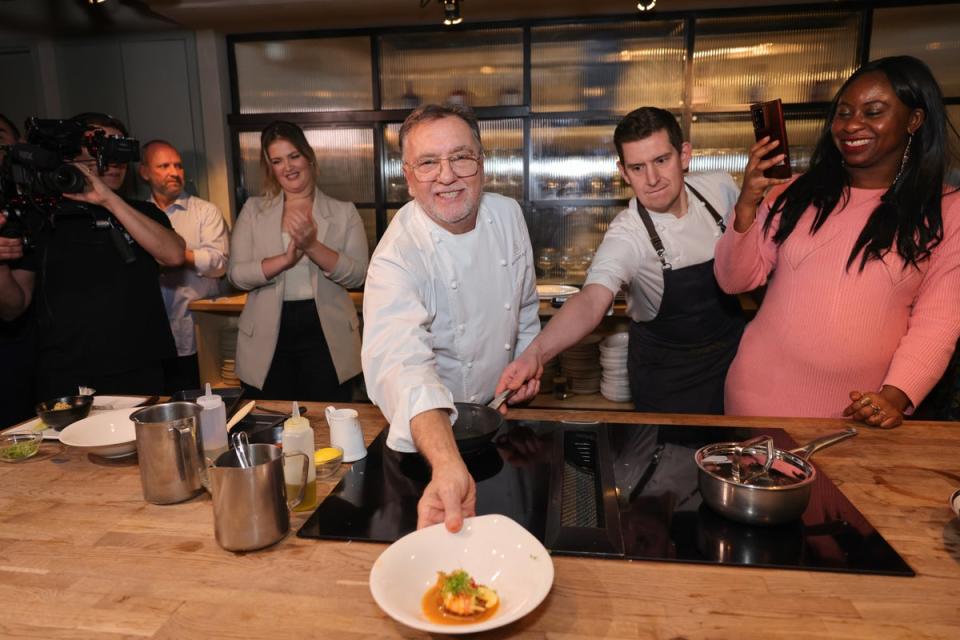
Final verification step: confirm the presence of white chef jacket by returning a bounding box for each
[362,192,540,453]
[584,172,739,322]
[156,193,229,356]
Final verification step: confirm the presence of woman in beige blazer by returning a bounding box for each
[228,121,368,401]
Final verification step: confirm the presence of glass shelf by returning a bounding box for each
[531,21,685,114]
[692,10,860,110]
[379,28,523,109]
[531,119,628,201]
[234,37,373,113]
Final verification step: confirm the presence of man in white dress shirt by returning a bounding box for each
[139,140,229,393]
[362,104,539,533]
[497,107,743,414]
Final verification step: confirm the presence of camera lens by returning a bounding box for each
[53,164,87,193]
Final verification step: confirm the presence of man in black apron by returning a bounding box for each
[497,107,744,414]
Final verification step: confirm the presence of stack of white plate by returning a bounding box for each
[560,334,601,395]
[539,358,560,394]
[220,328,240,387]
[599,332,630,403]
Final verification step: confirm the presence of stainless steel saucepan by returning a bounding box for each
[695,428,857,526]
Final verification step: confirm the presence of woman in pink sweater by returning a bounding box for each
[715,56,960,428]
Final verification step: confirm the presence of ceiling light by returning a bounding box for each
[637,0,657,11]
[88,0,108,5]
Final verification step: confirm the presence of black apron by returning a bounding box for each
[627,183,744,415]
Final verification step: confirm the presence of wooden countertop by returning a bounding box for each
[3,403,958,638]
[187,292,631,318]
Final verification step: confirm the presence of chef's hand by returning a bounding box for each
[733,136,792,232]
[417,460,476,533]
[0,213,24,262]
[495,347,543,415]
[843,386,908,429]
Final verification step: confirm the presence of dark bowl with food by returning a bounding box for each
[453,402,505,455]
[35,395,94,431]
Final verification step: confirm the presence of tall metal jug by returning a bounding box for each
[209,443,308,552]
[131,402,205,504]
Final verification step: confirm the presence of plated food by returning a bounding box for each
[422,570,499,624]
[369,514,553,634]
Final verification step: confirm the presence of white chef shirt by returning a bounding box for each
[155,193,230,356]
[584,172,739,322]
[362,192,540,453]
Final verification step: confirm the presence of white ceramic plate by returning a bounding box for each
[951,489,960,519]
[536,284,579,300]
[93,396,148,410]
[58,408,138,458]
[369,514,554,635]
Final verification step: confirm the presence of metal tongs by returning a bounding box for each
[231,431,251,469]
[731,435,775,485]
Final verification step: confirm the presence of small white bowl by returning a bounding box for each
[58,408,138,458]
[369,514,554,634]
[950,488,960,519]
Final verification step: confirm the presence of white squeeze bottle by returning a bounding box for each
[196,383,229,461]
[282,401,317,512]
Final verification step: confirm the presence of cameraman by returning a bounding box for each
[0,112,185,400]
[0,113,36,427]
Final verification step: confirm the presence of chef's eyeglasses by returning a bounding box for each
[405,154,482,182]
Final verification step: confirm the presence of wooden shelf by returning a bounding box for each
[528,391,632,411]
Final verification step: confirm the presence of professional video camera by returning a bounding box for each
[0,117,140,247]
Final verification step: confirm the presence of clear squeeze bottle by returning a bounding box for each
[282,401,317,512]
[196,383,229,461]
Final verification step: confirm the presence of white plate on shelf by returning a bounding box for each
[369,514,554,635]
[58,408,139,458]
[537,284,579,300]
[93,396,148,411]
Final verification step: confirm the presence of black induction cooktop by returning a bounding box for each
[298,419,914,577]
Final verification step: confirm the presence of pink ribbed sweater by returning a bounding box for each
[715,185,960,418]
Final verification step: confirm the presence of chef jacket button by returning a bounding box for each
[500,258,507,266]
[504,303,511,310]
[458,323,465,333]
[504,343,511,350]
[467,361,473,368]
[451,280,458,289]
[470,395,477,401]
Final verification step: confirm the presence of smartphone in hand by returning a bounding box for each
[750,98,792,179]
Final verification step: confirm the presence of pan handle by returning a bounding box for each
[789,427,857,460]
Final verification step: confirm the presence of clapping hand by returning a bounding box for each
[285,204,318,251]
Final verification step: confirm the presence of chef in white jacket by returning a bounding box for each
[362,104,540,533]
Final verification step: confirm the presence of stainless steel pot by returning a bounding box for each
[695,428,857,526]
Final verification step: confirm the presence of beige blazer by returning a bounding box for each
[228,188,369,389]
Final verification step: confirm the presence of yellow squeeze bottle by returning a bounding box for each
[282,401,317,512]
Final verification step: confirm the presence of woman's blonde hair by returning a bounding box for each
[259,120,320,197]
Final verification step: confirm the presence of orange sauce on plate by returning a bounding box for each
[421,584,499,625]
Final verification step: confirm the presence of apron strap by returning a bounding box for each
[634,181,726,271]
[685,182,726,233]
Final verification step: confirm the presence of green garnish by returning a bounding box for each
[0,440,39,460]
[440,570,477,597]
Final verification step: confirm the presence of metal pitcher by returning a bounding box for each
[209,443,309,552]
[131,402,205,505]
